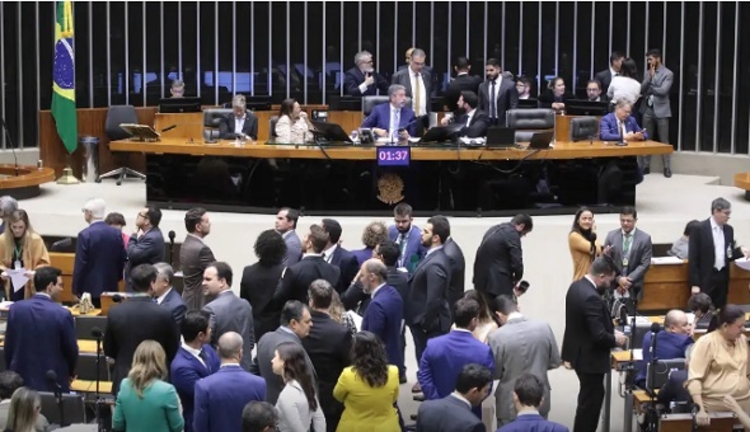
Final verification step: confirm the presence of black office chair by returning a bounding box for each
[269,116,279,139]
[50,237,73,253]
[97,105,147,185]
[203,108,233,141]
[505,108,555,142]
[570,116,600,142]
[361,96,412,117]
[74,315,108,341]
[76,352,110,382]
[39,392,86,426]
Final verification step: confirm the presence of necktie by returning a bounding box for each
[620,120,627,139]
[622,234,632,267]
[489,81,497,119]
[397,233,407,267]
[390,109,398,137]
[413,73,421,116]
[198,349,210,368]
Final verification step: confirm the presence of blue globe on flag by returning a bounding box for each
[53,37,75,90]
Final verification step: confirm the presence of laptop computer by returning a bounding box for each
[486,127,516,148]
[416,124,463,144]
[645,358,686,393]
[310,121,352,144]
[529,130,555,149]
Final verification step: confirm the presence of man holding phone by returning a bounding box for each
[344,51,389,96]
[361,84,417,140]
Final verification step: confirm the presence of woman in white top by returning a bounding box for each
[273,342,326,432]
[607,58,641,105]
[275,98,314,144]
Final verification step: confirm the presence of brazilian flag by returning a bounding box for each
[51,0,77,154]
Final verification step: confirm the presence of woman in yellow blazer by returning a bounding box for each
[0,210,50,301]
[333,331,400,432]
[568,207,607,281]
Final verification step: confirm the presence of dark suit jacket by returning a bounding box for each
[240,262,284,342]
[478,77,518,124]
[688,218,743,289]
[388,225,426,273]
[126,227,166,290]
[328,246,360,293]
[360,103,418,137]
[604,227,653,297]
[444,73,483,113]
[160,287,187,328]
[473,223,524,298]
[343,67,389,96]
[497,413,569,432]
[416,395,486,432]
[594,68,615,92]
[73,221,127,299]
[170,345,221,432]
[362,285,404,369]
[5,295,78,392]
[104,296,180,395]
[560,277,617,374]
[537,91,575,109]
[274,255,340,307]
[341,266,408,315]
[408,249,452,334]
[219,111,259,140]
[657,369,692,407]
[193,365,266,432]
[301,310,352,432]
[442,238,466,310]
[350,247,374,267]
[179,235,215,310]
[251,327,314,404]
[391,68,434,113]
[454,110,490,139]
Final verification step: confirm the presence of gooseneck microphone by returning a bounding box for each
[0,117,19,176]
[168,230,176,265]
[46,370,65,426]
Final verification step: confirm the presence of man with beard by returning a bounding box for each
[388,202,426,274]
[343,50,389,96]
[439,91,489,138]
[561,255,627,432]
[477,58,518,126]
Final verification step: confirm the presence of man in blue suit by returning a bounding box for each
[418,298,494,418]
[600,100,649,143]
[636,309,693,387]
[498,374,569,432]
[171,311,220,432]
[73,198,127,307]
[194,331,266,432]
[361,84,417,139]
[154,262,188,327]
[126,206,166,291]
[5,266,78,392]
[361,259,404,376]
[388,202,426,273]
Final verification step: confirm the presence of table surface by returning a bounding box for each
[110,138,673,160]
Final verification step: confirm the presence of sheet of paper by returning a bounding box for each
[735,258,750,271]
[7,269,28,293]
[651,256,684,265]
[632,349,643,361]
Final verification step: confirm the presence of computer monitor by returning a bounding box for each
[418,124,463,143]
[158,97,202,113]
[310,121,352,144]
[244,96,272,111]
[517,98,539,109]
[565,99,610,116]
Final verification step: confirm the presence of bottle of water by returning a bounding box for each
[349,130,359,145]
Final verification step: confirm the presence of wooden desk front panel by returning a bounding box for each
[50,252,125,305]
[154,113,205,140]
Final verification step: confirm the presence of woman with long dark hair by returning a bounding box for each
[687,304,750,426]
[333,331,400,431]
[273,342,325,432]
[275,98,315,144]
[607,57,642,105]
[463,290,498,343]
[538,76,574,113]
[568,207,607,281]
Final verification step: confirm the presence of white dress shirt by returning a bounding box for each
[410,69,427,116]
[607,76,641,105]
[388,105,401,137]
[323,244,338,263]
[181,342,205,367]
[425,245,444,257]
[234,116,246,135]
[711,217,726,270]
[370,282,386,298]
[450,392,472,409]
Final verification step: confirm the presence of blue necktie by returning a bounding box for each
[489,80,497,119]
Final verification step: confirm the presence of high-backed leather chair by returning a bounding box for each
[505,108,555,142]
[362,96,412,117]
[98,105,146,185]
[269,116,279,139]
[570,116,600,142]
[202,108,233,141]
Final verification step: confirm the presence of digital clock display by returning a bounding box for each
[376,146,411,167]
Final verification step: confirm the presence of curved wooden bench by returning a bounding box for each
[735,173,750,200]
[0,165,55,199]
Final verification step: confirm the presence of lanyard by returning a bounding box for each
[13,243,22,260]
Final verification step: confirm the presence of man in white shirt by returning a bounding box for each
[153,262,187,327]
[391,48,432,134]
[220,94,258,140]
[594,51,625,92]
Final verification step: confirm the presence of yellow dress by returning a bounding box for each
[333,365,401,432]
[569,231,601,281]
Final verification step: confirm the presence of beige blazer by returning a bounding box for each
[0,231,51,298]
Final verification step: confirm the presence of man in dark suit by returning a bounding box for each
[73,198,127,307]
[251,300,314,404]
[219,94,259,140]
[361,259,404,377]
[104,264,180,396]
[444,57,482,114]
[391,48,432,133]
[416,364,492,432]
[275,207,302,266]
[154,262,187,327]
[561,256,627,432]
[170,311,221,432]
[473,214,533,304]
[604,206,653,304]
[180,207,215,311]
[478,58,518,126]
[497,374,569,432]
[440,91,490,139]
[194,332,266,432]
[126,206,165,291]
[428,216,466,312]
[360,84,418,138]
[389,202,426,273]
[203,262,255,370]
[594,51,625,93]
[343,50,389,96]
[5,266,78,393]
[585,79,608,103]
[302,280,352,432]
[321,218,360,292]
[274,224,340,305]
[408,216,453,392]
[689,197,749,308]
[418,298,494,418]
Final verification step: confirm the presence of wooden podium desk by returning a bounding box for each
[49,252,125,305]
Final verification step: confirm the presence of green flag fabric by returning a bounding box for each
[51,0,78,154]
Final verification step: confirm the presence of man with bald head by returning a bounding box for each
[636,309,694,386]
[194,332,266,432]
[360,259,404,378]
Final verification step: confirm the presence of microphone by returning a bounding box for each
[690,402,700,432]
[91,326,103,339]
[45,369,59,386]
[399,114,429,131]
[161,124,178,133]
[112,294,123,303]
[168,230,176,243]
[168,230,176,266]
[47,370,65,426]
[0,117,19,176]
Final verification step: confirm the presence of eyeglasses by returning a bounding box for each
[138,213,147,219]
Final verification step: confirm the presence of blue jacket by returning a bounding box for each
[193,365,266,432]
[636,331,693,384]
[350,247,375,267]
[73,221,127,298]
[388,225,425,273]
[170,345,220,432]
[497,413,569,432]
[417,330,494,417]
[362,285,404,370]
[361,103,417,137]
[160,288,188,328]
[5,294,79,392]
[126,227,166,290]
[599,113,649,142]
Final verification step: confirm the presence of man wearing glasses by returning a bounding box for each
[126,206,166,291]
[343,51,389,96]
